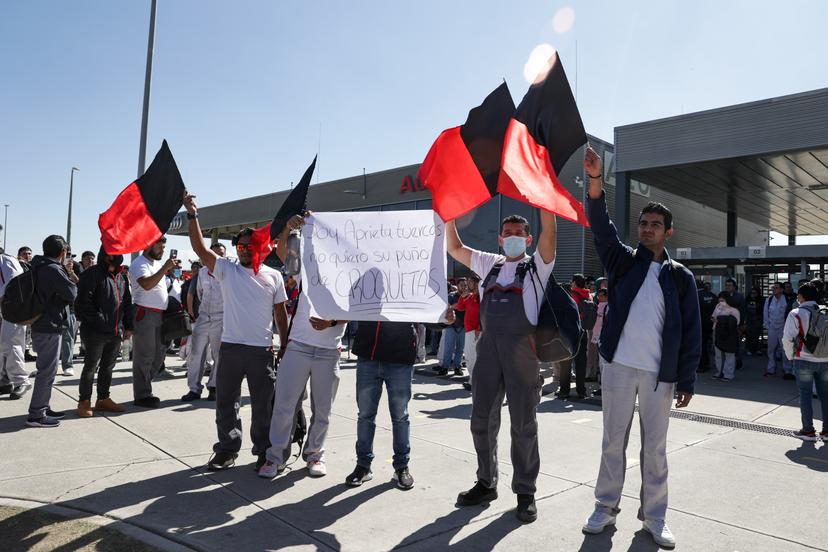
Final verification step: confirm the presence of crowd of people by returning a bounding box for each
[1,148,827,550]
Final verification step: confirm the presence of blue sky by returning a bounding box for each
[2,0,827,259]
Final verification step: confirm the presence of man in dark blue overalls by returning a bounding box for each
[445,211,557,523]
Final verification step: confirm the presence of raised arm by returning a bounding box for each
[183,192,218,273]
[274,214,307,264]
[536,210,557,264]
[445,220,473,269]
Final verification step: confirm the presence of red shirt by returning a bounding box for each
[456,293,481,332]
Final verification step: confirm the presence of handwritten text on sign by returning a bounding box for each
[301,211,448,322]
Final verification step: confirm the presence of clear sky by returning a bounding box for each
[2,0,827,260]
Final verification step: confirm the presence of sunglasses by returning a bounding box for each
[236,243,252,252]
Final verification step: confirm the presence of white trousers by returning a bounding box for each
[186,313,222,393]
[766,327,792,375]
[594,360,675,522]
[0,319,28,386]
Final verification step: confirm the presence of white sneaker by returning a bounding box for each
[582,508,616,534]
[62,367,75,376]
[257,460,285,479]
[643,519,676,548]
[307,459,327,477]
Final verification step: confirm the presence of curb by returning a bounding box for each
[0,496,199,552]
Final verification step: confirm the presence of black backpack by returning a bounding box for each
[0,267,45,325]
[523,261,583,363]
[579,296,599,330]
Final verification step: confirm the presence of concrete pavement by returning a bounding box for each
[0,351,824,551]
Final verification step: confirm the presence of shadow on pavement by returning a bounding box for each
[784,440,828,472]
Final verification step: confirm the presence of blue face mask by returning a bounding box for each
[173,269,182,279]
[502,236,528,258]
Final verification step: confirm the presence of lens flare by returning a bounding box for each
[523,44,558,84]
[552,6,575,33]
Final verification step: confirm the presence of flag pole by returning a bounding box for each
[137,0,157,178]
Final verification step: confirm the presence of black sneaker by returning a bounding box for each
[463,382,472,391]
[783,373,796,381]
[457,481,498,506]
[345,465,373,487]
[255,453,267,471]
[206,387,216,401]
[46,409,66,419]
[516,494,537,523]
[207,451,238,471]
[181,391,201,402]
[453,367,463,377]
[26,416,60,428]
[394,467,414,490]
[24,352,37,362]
[133,396,161,409]
[555,391,570,400]
[0,384,12,395]
[793,429,817,442]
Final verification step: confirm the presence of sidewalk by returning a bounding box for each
[0,352,824,551]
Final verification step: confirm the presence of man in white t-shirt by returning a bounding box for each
[0,252,30,398]
[183,193,289,471]
[259,214,347,479]
[581,146,700,549]
[448,209,558,524]
[128,238,178,408]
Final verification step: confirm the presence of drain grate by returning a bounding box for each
[654,407,794,436]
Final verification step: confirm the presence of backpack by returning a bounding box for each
[523,261,582,363]
[579,296,598,330]
[796,305,828,358]
[0,267,45,325]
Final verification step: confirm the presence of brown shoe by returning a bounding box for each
[94,397,125,413]
[77,400,93,418]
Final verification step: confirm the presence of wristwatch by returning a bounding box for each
[186,212,198,220]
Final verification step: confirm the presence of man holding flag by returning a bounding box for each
[182,191,289,471]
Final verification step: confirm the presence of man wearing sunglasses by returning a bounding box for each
[183,192,289,471]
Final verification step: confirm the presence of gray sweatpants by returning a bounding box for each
[186,313,222,393]
[594,360,675,522]
[132,308,165,400]
[214,342,276,456]
[471,333,542,495]
[28,332,61,419]
[0,319,28,386]
[266,340,340,465]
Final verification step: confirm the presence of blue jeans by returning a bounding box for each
[356,360,413,470]
[793,359,828,433]
[441,326,465,368]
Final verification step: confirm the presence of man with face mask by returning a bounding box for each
[75,247,133,417]
[446,210,558,523]
[26,235,78,427]
[128,237,178,408]
[183,192,289,471]
[581,146,700,548]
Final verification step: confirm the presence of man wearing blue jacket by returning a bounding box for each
[580,147,700,549]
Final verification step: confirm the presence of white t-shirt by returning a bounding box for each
[166,276,182,303]
[613,261,666,373]
[288,278,346,350]
[211,257,288,347]
[470,249,555,326]
[129,255,169,310]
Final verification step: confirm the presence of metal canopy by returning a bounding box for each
[615,88,828,237]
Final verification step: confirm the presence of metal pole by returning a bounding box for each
[67,167,79,243]
[2,204,8,251]
[137,0,158,178]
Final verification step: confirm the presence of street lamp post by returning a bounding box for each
[137,0,158,178]
[2,204,8,251]
[67,167,79,244]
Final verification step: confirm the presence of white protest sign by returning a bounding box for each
[300,211,448,322]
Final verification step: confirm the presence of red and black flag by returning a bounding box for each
[418,82,515,221]
[248,156,317,273]
[497,53,588,225]
[99,140,185,254]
